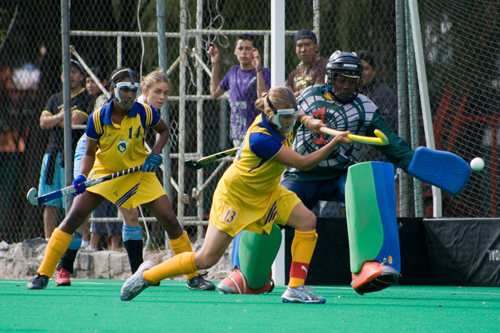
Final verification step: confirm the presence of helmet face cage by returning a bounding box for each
[325,51,363,104]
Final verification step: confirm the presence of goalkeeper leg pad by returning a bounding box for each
[233,224,282,290]
[345,162,401,293]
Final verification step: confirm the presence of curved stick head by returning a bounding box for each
[27,188,38,206]
[184,159,202,170]
[374,129,389,145]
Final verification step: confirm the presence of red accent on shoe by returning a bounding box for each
[55,268,71,286]
[351,261,383,291]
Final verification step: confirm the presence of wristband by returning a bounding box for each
[299,114,311,125]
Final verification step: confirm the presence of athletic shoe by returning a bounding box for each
[55,268,71,286]
[27,274,49,290]
[351,261,401,295]
[281,285,326,304]
[120,260,155,301]
[187,275,216,290]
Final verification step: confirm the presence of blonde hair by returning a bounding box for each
[141,71,169,92]
[255,87,296,123]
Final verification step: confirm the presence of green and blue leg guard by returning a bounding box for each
[218,224,281,294]
[345,162,401,295]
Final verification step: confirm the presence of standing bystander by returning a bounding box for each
[37,59,92,240]
[357,50,398,163]
[209,34,271,147]
[286,29,328,97]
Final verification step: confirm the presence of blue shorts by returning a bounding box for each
[38,152,66,209]
[90,199,122,235]
[280,173,348,210]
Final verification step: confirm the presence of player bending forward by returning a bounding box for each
[27,68,213,290]
[120,86,352,303]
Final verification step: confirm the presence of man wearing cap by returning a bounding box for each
[286,29,329,97]
[37,60,93,240]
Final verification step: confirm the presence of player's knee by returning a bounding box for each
[194,252,218,270]
[296,209,316,231]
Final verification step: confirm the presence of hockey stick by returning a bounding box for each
[185,147,238,170]
[26,165,142,206]
[319,127,389,146]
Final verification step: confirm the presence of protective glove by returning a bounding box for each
[143,153,162,172]
[71,174,87,197]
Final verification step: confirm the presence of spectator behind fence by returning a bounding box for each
[0,66,30,240]
[37,59,93,240]
[286,29,328,97]
[209,34,271,147]
[357,50,398,163]
[86,67,109,111]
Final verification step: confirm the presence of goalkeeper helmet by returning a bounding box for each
[325,51,363,104]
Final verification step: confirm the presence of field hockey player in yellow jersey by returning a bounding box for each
[120,86,352,303]
[27,68,214,291]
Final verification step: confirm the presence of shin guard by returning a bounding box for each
[219,224,281,294]
[345,162,401,294]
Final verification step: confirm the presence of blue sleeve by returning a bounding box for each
[249,132,282,160]
[219,67,233,91]
[263,68,272,90]
[85,110,99,140]
[150,106,161,128]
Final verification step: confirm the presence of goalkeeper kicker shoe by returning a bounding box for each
[281,285,326,304]
[351,261,401,295]
[27,274,49,290]
[187,275,216,290]
[55,268,71,286]
[120,260,155,301]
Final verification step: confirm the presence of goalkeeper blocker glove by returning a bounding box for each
[71,174,87,197]
[143,153,162,172]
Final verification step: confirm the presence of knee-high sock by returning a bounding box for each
[56,231,82,274]
[168,231,199,280]
[143,252,197,285]
[123,225,143,273]
[38,228,73,277]
[289,229,318,288]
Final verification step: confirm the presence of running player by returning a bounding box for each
[120,86,352,303]
[27,67,214,290]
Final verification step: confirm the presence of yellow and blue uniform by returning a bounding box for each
[85,100,164,209]
[209,113,301,237]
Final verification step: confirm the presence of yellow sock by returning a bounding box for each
[38,228,73,277]
[168,231,199,280]
[288,229,318,288]
[143,252,197,285]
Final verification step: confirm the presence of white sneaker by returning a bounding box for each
[281,285,326,304]
[120,260,155,301]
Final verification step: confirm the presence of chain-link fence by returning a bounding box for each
[0,0,499,249]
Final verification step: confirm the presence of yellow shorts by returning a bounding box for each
[86,168,165,209]
[209,185,301,237]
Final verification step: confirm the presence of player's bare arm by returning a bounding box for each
[79,139,98,177]
[150,119,170,154]
[273,131,352,171]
